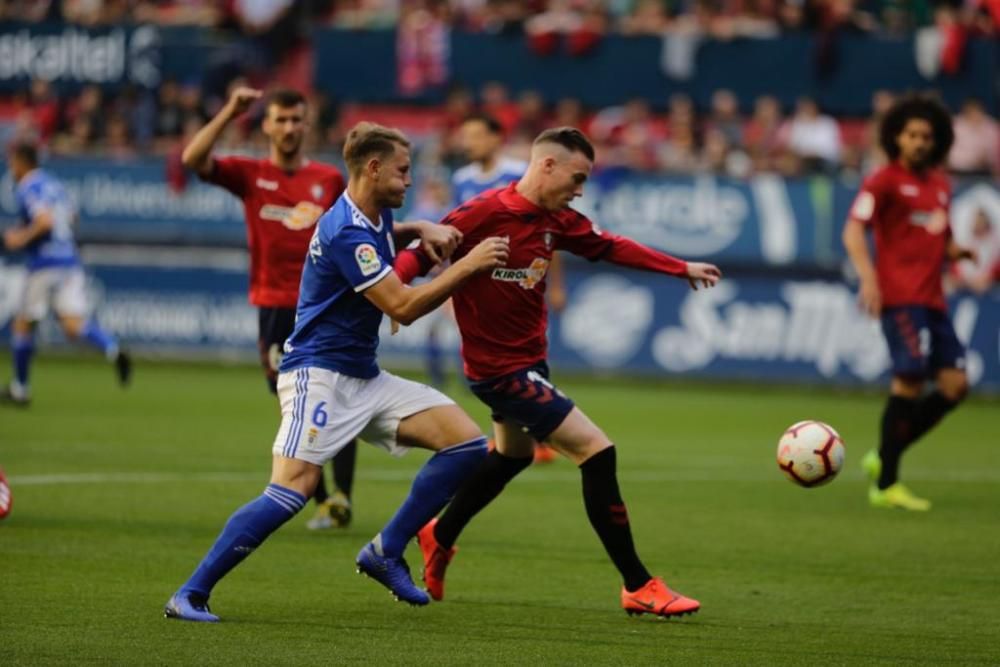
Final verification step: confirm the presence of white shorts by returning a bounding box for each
[272,367,455,465]
[18,267,88,321]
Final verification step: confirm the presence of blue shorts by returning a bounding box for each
[468,362,575,441]
[880,306,965,379]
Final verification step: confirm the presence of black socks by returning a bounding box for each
[434,450,533,549]
[580,447,651,592]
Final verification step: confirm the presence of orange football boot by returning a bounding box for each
[533,443,557,464]
[416,518,456,601]
[621,577,700,618]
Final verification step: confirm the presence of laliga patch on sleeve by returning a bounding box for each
[354,243,382,276]
[851,191,875,221]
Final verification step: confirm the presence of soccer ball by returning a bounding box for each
[776,421,845,487]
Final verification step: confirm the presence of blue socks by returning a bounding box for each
[12,332,34,390]
[181,484,306,597]
[377,437,489,558]
[81,320,118,359]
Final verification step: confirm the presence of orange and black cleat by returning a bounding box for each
[533,443,558,464]
[621,577,700,618]
[416,518,456,601]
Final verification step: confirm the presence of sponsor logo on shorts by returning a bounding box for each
[355,243,381,276]
[491,258,549,289]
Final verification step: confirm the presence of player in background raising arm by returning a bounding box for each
[164,122,509,622]
[842,95,976,512]
[395,127,721,619]
[182,87,357,530]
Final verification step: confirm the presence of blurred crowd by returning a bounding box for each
[2,0,998,37]
[3,77,998,182]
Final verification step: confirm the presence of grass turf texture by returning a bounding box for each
[1,357,998,665]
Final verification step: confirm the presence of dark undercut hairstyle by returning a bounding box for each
[8,140,39,168]
[463,113,504,135]
[534,126,595,162]
[343,122,411,177]
[266,88,306,110]
[879,94,954,166]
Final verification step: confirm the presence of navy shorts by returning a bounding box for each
[468,362,575,441]
[258,307,297,392]
[880,306,965,379]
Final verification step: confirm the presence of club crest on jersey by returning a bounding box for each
[492,258,549,290]
[544,231,553,250]
[311,184,323,201]
[355,243,382,276]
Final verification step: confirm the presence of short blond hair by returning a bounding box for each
[343,122,410,176]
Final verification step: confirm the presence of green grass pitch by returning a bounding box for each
[1,357,998,665]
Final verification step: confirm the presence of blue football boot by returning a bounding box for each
[356,541,430,606]
[164,591,220,622]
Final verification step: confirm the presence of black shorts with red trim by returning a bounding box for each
[468,361,575,441]
[880,305,965,379]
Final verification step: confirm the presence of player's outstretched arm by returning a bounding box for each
[181,87,261,176]
[842,217,881,316]
[599,234,721,290]
[366,237,509,325]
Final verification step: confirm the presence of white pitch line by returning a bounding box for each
[8,469,1000,486]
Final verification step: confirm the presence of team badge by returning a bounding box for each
[851,192,874,221]
[355,243,382,276]
[307,427,319,445]
[311,184,323,201]
[544,231,553,250]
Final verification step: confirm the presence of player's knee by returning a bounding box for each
[891,375,924,399]
[558,429,611,461]
[269,456,322,499]
[12,318,34,336]
[939,375,969,403]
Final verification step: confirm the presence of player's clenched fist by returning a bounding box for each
[462,236,510,271]
[686,262,722,290]
[419,223,464,263]
[225,87,263,117]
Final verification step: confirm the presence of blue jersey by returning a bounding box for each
[452,157,526,205]
[15,169,79,271]
[280,193,396,379]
